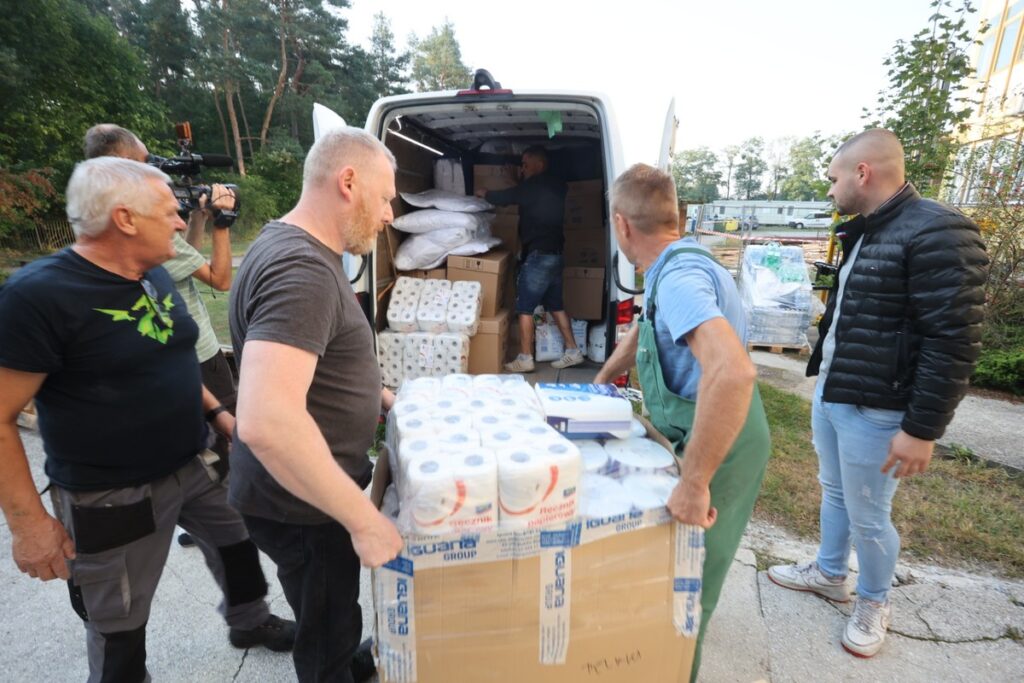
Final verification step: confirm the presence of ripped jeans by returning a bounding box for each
[812,380,903,602]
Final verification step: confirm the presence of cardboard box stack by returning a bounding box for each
[474,165,521,215]
[562,180,606,319]
[468,309,510,374]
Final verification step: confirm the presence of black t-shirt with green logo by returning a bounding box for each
[0,248,204,490]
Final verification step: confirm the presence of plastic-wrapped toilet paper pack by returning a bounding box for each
[603,437,678,476]
[396,414,436,442]
[433,332,470,375]
[579,473,633,518]
[416,279,452,333]
[471,374,504,397]
[479,426,519,451]
[520,422,567,445]
[434,412,473,432]
[621,472,679,511]
[377,330,405,388]
[534,383,632,439]
[429,397,466,416]
[496,440,581,530]
[402,332,439,380]
[446,280,482,336]
[401,449,499,535]
[577,439,610,474]
[387,277,423,332]
[436,428,480,453]
[400,376,440,398]
[473,413,508,431]
[440,373,474,398]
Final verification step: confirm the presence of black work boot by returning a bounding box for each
[229,614,296,652]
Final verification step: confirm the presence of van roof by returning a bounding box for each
[366,90,615,149]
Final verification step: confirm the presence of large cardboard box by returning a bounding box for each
[370,419,700,683]
[563,267,605,320]
[468,309,510,374]
[447,249,511,318]
[474,164,520,193]
[563,228,604,267]
[564,180,605,230]
[491,213,520,257]
[397,268,447,280]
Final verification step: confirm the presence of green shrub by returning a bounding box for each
[972,346,1024,395]
[0,167,60,244]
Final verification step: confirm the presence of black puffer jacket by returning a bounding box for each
[807,184,989,441]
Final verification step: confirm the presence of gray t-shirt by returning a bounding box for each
[228,221,381,524]
[818,235,863,381]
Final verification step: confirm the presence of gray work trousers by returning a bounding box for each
[51,453,270,683]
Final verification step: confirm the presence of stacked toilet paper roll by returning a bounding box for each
[433,333,470,375]
[402,332,438,380]
[387,277,422,332]
[496,440,581,530]
[440,373,475,399]
[576,440,611,474]
[446,280,482,336]
[579,473,633,518]
[621,472,679,510]
[402,376,440,397]
[377,330,405,388]
[471,373,505,398]
[396,414,436,443]
[416,279,452,333]
[403,449,499,535]
[603,437,678,476]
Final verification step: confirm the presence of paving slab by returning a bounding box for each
[701,548,772,683]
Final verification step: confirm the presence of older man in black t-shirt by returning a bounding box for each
[0,157,294,683]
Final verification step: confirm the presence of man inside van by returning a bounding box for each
[476,146,584,372]
[229,127,403,682]
[593,163,770,682]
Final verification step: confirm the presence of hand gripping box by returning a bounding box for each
[370,418,701,683]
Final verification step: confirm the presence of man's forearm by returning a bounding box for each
[207,227,232,291]
[241,408,378,533]
[680,359,755,488]
[0,422,48,529]
[186,211,207,250]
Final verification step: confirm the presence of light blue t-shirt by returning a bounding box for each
[643,238,748,401]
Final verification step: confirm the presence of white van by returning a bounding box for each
[788,211,833,229]
[314,70,675,381]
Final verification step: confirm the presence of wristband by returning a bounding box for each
[205,405,228,422]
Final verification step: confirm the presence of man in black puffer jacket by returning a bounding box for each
[769,129,988,659]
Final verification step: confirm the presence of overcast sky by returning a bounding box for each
[340,0,942,165]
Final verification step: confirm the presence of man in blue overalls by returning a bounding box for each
[595,163,770,682]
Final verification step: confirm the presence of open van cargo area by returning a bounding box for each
[369,98,618,380]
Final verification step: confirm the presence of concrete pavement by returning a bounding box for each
[3,355,1023,681]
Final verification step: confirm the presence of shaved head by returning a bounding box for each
[826,128,907,215]
[833,129,905,180]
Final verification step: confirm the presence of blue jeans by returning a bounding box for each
[516,251,564,314]
[812,380,903,602]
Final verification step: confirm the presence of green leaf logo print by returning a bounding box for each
[95,292,175,344]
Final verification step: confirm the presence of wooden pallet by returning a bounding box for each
[748,343,810,356]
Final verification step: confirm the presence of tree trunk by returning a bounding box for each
[213,89,231,156]
[224,82,247,176]
[289,54,307,141]
[260,5,290,150]
[236,88,256,159]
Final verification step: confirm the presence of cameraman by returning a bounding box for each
[85,126,237,469]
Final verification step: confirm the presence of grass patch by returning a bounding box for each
[755,382,1024,578]
[196,276,233,344]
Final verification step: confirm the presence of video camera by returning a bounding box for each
[148,122,240,228]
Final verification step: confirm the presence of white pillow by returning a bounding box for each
[393,227,473,270]
[392,209,481,234]
[401,189,493,213]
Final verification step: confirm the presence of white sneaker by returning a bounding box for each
[842,598,891,658]
[551,348,585,369]
[504,354,535,373]
[767,561,851,602]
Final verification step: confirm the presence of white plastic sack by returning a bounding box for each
[394,227,473,271]
[392,209,481,234]
[401,189,493,213]
[447,236,501,257]
[535,323,565,362]
[433,158,466,195]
